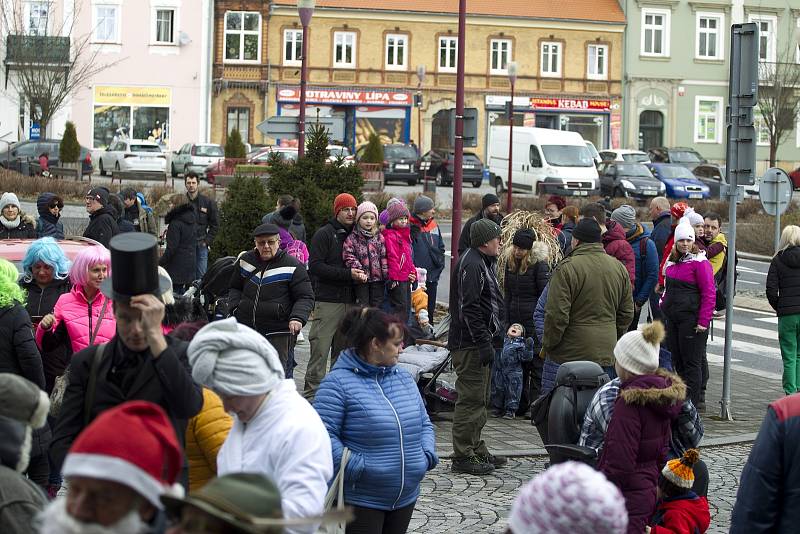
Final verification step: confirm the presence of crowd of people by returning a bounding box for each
[1,177,798,534]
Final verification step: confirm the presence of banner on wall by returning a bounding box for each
[94,86,172,106]
[277,87,411,106]
[529,97,611,112]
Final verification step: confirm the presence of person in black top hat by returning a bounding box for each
[228,223,315,377]
[82,187,119,248]
[49,233,203,481]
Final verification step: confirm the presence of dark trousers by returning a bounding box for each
[649,291,663,322]
[346,502,416,534]
[355,281,386,307]
[665,317,708,405]
[426,281,438,321]
[451,347,491,458]
[517,356,544,416]
[388,281,411,321]
[268,333,295,378]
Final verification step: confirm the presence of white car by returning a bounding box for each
[598,149,651,164]
[327,145,355,166]
[98,140,166,175]
[171,143,225,177]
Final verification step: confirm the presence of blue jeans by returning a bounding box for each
[196,243,208,280]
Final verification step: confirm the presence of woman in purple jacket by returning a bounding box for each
[660,219,715,406]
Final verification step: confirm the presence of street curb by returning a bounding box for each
[700,433,758,447]
[738,251,772,262]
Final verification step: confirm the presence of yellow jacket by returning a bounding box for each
[707,232,728,275]
[185,388,232,491]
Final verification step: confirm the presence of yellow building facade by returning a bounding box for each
[211,1,626,159]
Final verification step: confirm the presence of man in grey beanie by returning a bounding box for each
[611,204,659,330]
[448,217,506,475]
[410,195,445,321]
[457,193,502,255]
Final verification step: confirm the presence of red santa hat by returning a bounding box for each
[62,401,184,509]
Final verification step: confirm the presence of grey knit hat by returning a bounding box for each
[611,205,636,229]
[470,218,501,248]
[413,195,434,215]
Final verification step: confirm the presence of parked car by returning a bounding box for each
[420,149,484,188]
[598,149,650,164]
[789,166,800,190]
[327,145,355,166]
[646,163,710,199]
[171,143,225,177]
[373,144,420,186]
[204,146,298,184]
[1,236,99,270]
[691,164,725,199]
[598,162,665,199]
[647,146,709,170]
[98,140,166,175]
[0,139,93,176]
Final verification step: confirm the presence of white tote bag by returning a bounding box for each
[318,447,351,534]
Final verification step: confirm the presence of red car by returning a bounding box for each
[1,237,101,269]
[789,166,800,190]
[204,147,299,184]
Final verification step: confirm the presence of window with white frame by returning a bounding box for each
[153,9,175,44]
[696,13,723,60]
[333,31,356,68]
[540,41,561,77]
[94,4,120,43]
[283,29,302,66]
[438,36,457,72]
[490,39,512,74]
[749,15,776,63]
[641,9,670,56]
[755,106,771,146]
[385,34,407,70]
[694,97,723,143]
[587,44,607,79]
[27,1,49,36]
[224,11,260,62]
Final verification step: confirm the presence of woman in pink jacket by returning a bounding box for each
[36,245,116,355]
[382,201,416,320]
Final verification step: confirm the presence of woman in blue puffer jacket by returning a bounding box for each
[314,307,437,534]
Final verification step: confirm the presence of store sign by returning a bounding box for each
[277,87,411,106]
[530,97,611,111]
[29,122,41,140]
[94,86,172,106]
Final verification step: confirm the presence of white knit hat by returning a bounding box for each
[614,321,664,376]
[674,219,695,242]
[0,192,20,212]
[508,461,628,534]
[188,318,284,396]
[681,207,704,226]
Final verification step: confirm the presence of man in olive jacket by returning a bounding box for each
[542,218,633,373]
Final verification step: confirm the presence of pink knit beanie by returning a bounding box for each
[356,201,378,223]
[386,202,410,225]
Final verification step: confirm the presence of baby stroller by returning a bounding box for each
[191,255,237,321]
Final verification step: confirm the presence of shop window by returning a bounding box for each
[154,9,175,44]
[490,39,511,75]
[93,4,120,43]
[438,36,457,73]
[224,11,260,62]
[641,8,669,57]
[748,15,776,64]
[93,105,170,149]
[227,107,250,143]
[27,1,49,36]
[694,97,722,144]
[541,41,561,78]
[696,13,723,60]
[333,31,356,68]
[385,34,407,71]
[587,44,607,80]
[283,29,302,66]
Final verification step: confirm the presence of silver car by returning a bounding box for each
[171,143,225,177]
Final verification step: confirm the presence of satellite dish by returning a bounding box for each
[178,31,191,46]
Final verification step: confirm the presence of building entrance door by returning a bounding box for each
[638,110,663,150]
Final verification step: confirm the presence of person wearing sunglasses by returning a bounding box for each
[36,192,65,240]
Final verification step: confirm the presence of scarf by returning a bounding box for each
[0,216,21,229]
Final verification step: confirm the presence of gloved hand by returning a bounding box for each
[478,343,494,367]
[524,337,535,350]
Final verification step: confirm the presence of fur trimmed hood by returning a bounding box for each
[530,241,550,264]
[620,368,686,410]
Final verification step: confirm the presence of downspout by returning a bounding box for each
[201,0,213,142]
[264,0,274,144]
[621,0,629,149]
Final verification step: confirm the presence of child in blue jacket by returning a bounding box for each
[491,323,535,419]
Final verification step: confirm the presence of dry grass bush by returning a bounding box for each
[496,210,563,289]
[0,169,91,200]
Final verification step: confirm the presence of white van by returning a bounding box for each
[488,126,599,196]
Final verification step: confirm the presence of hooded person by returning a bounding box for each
[597,322,687,534]
[0,192,37,239]
[506,461,628,534]
[39,401,184,534]
[0,373,50,534]
[187,318,333,534]
[35,193,65,240]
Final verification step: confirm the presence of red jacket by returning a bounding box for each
[603,221,636,286]
[650,494,710,534]
[382,225,415,282]
[658,230,676,287]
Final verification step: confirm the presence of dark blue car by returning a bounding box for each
[645,163,710,199]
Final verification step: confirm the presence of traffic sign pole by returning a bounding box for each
[759,167,792,252]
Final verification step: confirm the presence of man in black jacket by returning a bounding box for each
[185,172,219,279]
[49,233,203,479]
[448,218,506,476]
[82,188,119,248]
[303,193,366,400]
[457,193,502,256]
[229,223,314,376]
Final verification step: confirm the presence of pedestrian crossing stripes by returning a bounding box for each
[704,312,783,380]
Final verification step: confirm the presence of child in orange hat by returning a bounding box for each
[647,449,710,533]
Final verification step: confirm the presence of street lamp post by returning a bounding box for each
[506,61,517,213]
[416,65,426,182]
[297,0,315,158]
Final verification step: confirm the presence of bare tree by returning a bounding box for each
[0,0,120,136]
[756,44,800,167]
